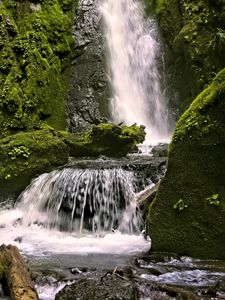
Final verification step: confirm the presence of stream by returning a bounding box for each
[1,152,225,299]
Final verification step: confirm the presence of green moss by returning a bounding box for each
[172,68,225,144]
[0,123,145,197]
[0,0,78,138]
[67,123,146,158]
[0,261,4,280]
[0,129,70,197]
[148,68,225,259]
[154,0,225,111]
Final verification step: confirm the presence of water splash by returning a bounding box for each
[100,0,170,144]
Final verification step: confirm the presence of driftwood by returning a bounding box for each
[0,244,38,300]
[136,182,160,206]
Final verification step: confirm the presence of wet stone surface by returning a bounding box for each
[32,253,225,300]
[68,0,109,133]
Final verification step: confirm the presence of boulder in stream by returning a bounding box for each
[55,276,137,300]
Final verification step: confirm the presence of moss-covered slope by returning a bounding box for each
[148,68,225,259]
[0,0,77,138]
[153,0,225,110]
[0,123,145,198]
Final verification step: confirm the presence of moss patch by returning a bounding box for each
[0,123,145,198]
[67,123,146,158]
[0,129,69,197]
[0,261,4,280]
[148,68,225,259]
[0,0,77,138]
[153,0,225,111]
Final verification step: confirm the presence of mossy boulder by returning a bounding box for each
[0,129,69,197]
[67,123,146,158]
[0,123,146,198]
[153,0,225,111]
[0,0,77,138]
[147,68,225,259]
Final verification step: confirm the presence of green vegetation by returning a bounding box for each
[153,0,225,110]
[206,194,220,206]
[0,0,78,138]
[148,68,225,259]
[0,261,4,280]
[0,128,69,197]
[173,199,188,212]
[0,123,145,197]
[68,123,146,158]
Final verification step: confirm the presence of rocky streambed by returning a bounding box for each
[31,252,225,300]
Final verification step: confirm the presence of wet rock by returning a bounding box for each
[68,0,109,133]
[151,143,168,157]
[55,276,137,300]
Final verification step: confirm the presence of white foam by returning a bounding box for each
[0,208,150,256]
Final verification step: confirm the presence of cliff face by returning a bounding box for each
[67,0,110,133]
[152,0,225,111]
[0,0,77,138]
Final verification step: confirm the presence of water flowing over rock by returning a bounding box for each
[100,0,171,144]
[17,168,141,234]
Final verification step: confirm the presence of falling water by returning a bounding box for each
[0,168,150,255]
[100,0,170,144]
[17,168,140,234]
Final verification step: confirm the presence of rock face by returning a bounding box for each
[148,68,225,259]
[153,0,225,111]
[67,0,109,133]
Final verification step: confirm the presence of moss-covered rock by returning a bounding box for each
[0,0,77,138]
[147,68,225,259]
[0,123,145,198]
[67,123,146,158]
[0,129,69,197]
[152,0,225,111]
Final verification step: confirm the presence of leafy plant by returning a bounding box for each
[8,145,31,160]
[206,194,220,206]
[173,199,188,211]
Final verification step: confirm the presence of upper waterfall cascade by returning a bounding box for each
[100,0,171,144]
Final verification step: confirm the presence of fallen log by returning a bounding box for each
[136,182,160,206]
[0,244,38,300]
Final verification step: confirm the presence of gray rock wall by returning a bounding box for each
[67,0,110,133]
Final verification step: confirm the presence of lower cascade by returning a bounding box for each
[17,168,140,234]
[0,168,150,255]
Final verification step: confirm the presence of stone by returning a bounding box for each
[148,68,225,259]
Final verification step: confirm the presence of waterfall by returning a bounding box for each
[100,0,170,144]
[17,168,140,234]
[0,167,150,255]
